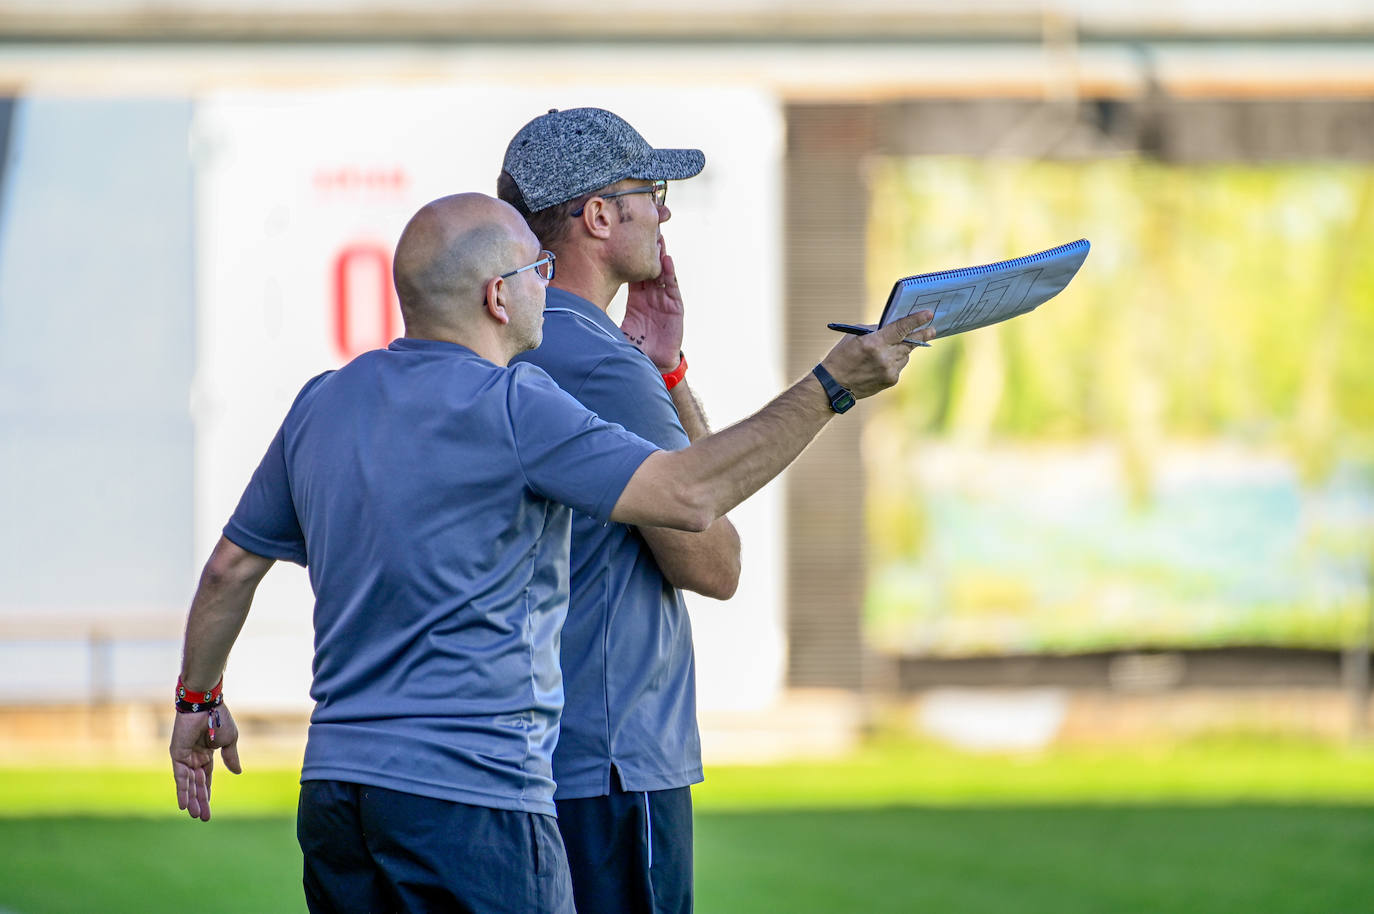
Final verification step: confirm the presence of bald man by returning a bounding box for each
[169,193,933,914]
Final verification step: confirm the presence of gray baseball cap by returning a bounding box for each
[502,107,705,213]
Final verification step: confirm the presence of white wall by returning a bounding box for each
[193,85,788,712]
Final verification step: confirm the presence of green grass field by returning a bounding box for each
[2,736,1372,913]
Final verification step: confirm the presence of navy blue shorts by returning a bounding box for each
[555,782,693,914]
[297,779,574,914]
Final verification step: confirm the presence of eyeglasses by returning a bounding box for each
[499,250,556,282]
[571,180,668,217]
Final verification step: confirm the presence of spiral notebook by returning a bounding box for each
[878,238,1090,339]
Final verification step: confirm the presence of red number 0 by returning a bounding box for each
[332,243,398,360]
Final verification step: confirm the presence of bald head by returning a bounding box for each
[393,193,534,337]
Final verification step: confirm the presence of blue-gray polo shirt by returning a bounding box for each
[223,338,658,815]
[512,288,704,799]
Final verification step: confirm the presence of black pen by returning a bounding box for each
[827,322,932,346]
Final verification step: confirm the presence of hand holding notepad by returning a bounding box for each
[830,239,1091,343]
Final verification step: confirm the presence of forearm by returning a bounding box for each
[639,517,742,599]
[614,374,832,531]
[179,537,273,689]
[668,379,711,443]
[642,378,744,598]
[614,310,931,532]
[681,376,832,520]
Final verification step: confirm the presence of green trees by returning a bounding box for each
[864,158,1374,653]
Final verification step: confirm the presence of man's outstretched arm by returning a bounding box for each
[612,310,934,533]
[170,536,274,822]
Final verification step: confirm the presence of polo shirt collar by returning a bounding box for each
[389,337,481,358]
[544,287,622,341]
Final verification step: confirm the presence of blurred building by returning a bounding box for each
[1,1,1371,760]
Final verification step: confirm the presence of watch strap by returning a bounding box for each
[811,363,855,414]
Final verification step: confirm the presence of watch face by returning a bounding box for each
[812,364,856,414]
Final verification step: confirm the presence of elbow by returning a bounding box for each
[200,537,272,592]
[617,454,721,533]
[714,549,747,599]
[700,546,742,600]
[720,560,742,600]
[672,526,743,601]
[663,552,739,601]
[666,480,717,534]
[200,554,240,591]
[708,523,743,600]
[699,572,739,601]
[677,507,715,535]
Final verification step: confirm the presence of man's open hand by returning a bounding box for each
[171,704,242,822]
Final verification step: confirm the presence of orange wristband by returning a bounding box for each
[661,352,687,391]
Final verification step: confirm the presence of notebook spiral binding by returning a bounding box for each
[896,238,1091,289]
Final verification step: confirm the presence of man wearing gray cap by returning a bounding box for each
[171,186,932,913]
[496,107,738,913]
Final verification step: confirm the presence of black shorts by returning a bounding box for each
[297,779,574,914]
[555,782,694,914]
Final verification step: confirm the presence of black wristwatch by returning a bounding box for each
[812,364,855,414]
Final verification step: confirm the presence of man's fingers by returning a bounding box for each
[881,310,935,345]
[195,768,212,821]
[222,743,243,775]
[175,763,190,811]
[879,311,934,343]
[185,767,204,819]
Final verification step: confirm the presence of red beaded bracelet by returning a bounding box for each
[175,676,224,714]
[661,352,688,391]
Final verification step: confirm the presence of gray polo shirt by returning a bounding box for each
[512,288,704,799]
[224,338,658,815]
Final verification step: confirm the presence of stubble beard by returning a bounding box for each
[612,202,662,284]
[514,288,545,354]
[513,320,542,356]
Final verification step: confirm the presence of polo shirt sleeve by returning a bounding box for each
[221,373,332,566]
[507,364,660,522]
[222,421,308,565]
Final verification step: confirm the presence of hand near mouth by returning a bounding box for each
[622,238,686,371]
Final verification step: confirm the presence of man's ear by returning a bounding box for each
[579,197,614,241]
[484,276,510,325]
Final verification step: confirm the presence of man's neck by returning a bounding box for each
[404,325,509,366]
[547,252,622,313]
